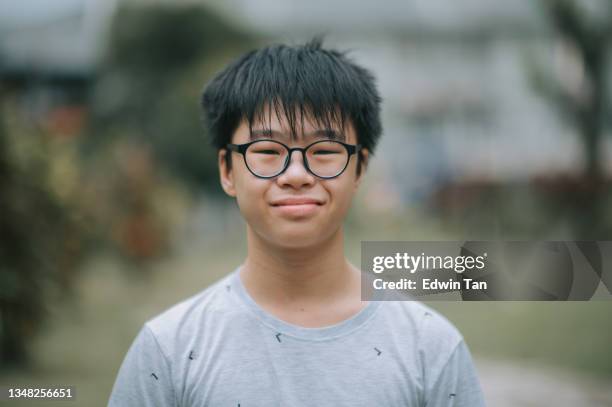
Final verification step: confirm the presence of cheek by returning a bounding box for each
[235,192,278,241]
[325,180,357,214]
[233,175,267,216]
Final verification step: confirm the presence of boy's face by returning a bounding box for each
[219,106,368,249]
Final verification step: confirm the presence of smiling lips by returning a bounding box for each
[270,197,324,217]
[271,197,323,206]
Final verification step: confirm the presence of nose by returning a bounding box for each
[276,149,315,188]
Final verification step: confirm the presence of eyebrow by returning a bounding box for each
[249,128,346,142]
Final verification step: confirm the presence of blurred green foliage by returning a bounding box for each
[0,3,258,368]
[0,95,84,366]
[84,4,258,193]
[528,0,612,239]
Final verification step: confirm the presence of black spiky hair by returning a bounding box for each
[200,36,383,157]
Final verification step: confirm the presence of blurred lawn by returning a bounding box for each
[428,301,612,377]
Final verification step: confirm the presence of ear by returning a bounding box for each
[354,148,369,189]
[218,149,236,197]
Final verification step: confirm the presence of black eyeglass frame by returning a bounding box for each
[226,138,362,179]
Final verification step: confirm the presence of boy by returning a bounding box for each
[108,38,486,406]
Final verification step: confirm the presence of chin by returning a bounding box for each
[265,224,336,249]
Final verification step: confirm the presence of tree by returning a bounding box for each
[85,4,257,192]
[0,88,83,367]
[531,0,611,238]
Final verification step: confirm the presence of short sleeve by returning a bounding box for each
[424,340,486,407]
[108,324,178,407]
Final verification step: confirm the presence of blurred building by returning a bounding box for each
[208,0,612,209]
[0,0,118,135]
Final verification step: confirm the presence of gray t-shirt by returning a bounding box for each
[108,267,486,406]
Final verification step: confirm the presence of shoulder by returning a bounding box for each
[411,301,463,350]
[382,299,464,367]
[364,272,463,349]
[142,271,239,359]
[381,296,463,343]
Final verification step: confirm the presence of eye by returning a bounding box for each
[253,149,281,155]
[313,150,339,155]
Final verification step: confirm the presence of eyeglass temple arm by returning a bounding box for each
[226,144,244,153]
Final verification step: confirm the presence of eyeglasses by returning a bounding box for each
[226,139,361,179]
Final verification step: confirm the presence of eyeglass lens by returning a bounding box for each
[244,140,349,178]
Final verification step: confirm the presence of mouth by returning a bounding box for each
[270,198,324,217]
[271,198,324,207]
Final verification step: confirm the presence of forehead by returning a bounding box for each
[233,103,358,144]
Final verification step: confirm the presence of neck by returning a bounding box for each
[240,225,359,307]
